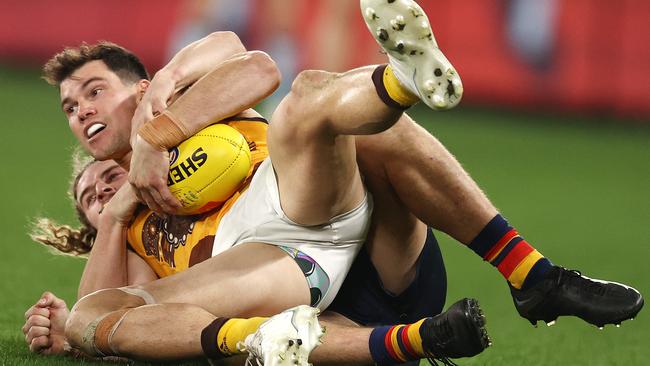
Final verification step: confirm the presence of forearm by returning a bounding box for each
[169,51,279,133]
[158,31,246,92]
[139,51,280,149]
[78,217,129,299]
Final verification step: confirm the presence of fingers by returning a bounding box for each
[23,314,51,333]
[39,291,65,309]
[50,296,67,310]
[150,97,168,116]
[35,292,53,307]
[29,335,52,353]
[152,184,182,213]
[139,183,182,215]
[138,187,165,215]
[26,324,50,347]
[25,306,49,321]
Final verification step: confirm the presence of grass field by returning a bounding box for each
[1,65,648,365]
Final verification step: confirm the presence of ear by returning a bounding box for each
[135,79,150,103]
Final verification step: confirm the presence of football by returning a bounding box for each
[167,123,251,215]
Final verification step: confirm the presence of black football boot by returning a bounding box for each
[510,266,644,328]
[420,298,491,366]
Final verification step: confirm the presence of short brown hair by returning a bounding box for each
[42,41,149,86]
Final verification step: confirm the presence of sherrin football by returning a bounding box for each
[167,123,251,215]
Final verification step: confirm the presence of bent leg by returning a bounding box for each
[65,243,311,360]
[139,242,310,317]
[356,114,497,244]
[268,66,403,225]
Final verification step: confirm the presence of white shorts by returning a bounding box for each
[212,158,373,310]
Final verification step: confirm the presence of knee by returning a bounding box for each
[290,70,336,99]
[272,70,339,136]
[65,289,142,355]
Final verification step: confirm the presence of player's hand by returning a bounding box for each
[129,135,182,215]
[102,183,142,225]
[22,292,70,355]
[130,71,176,146]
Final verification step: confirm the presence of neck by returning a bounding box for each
[115,151,132,171]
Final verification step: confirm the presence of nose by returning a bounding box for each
[77,101,96,121]
[96,181,116,203]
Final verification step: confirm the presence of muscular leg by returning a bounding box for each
[312,312,372,366]
[65,243,310,359]
[356,130,427,294]
[268,66,402,225]
[357,114,497,246]
[64,243,383,364]
[65,288,376,364]
[141,243,309,317]
[354,113,496,294]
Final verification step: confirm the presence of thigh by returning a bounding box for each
[267,71,365,226]
[132,242,311,318]
[328,229,447,326]
[356,128,431,293]
[357,113,496,243]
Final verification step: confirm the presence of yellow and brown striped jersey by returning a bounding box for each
[126,117,268,278]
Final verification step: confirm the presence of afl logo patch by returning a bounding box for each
[168,147,179,166]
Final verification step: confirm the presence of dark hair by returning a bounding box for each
[42,41,149,86]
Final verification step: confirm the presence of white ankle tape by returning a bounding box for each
[82,309,133,357]
[81,314,109,357]
[106,309,132,355]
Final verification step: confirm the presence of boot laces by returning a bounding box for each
[424,317,457,366]
[560,269,607,296]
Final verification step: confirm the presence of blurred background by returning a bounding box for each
[1,0,649,119]
[0,0,648,365]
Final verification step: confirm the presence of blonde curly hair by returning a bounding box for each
[30,149,97,257]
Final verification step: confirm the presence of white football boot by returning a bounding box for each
[239,305,324,366]
[361,0,463,110]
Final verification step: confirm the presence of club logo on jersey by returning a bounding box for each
[167,147,208,186]
[142,213,197,268]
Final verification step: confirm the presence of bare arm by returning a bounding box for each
[165,50,279,135]
[77,185,148,298]
[77,215,129,299]
[159,31,247,94]
[130,50,280,213]
[24,254,156,357]
[127,250,158,285]
[130,31,247,142]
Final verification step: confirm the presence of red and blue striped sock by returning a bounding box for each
[369,320,427,365]
[469,214,552,290]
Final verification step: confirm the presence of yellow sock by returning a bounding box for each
[216,317,268,355]
[372,64,420,109]
[383,65,420,107]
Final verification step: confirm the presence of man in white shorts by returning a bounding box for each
[25,0,642,364]
[38,0,492,364]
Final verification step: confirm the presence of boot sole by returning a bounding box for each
[361,0,463,110]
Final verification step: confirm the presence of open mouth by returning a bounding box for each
[86,123,106,139]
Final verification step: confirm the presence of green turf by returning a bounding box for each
[1,65,648,365]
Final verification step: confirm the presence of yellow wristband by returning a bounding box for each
[137,111,189,151]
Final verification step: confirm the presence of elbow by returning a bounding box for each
[246,51,282,94]
[206,31,246,53]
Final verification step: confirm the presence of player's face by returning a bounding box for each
[75,160,128,228]
[59,60,140,162]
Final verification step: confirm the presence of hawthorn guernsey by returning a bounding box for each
[167,124,252,214]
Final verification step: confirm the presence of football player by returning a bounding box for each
[24,0,642,364]
[26,156,487,365]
